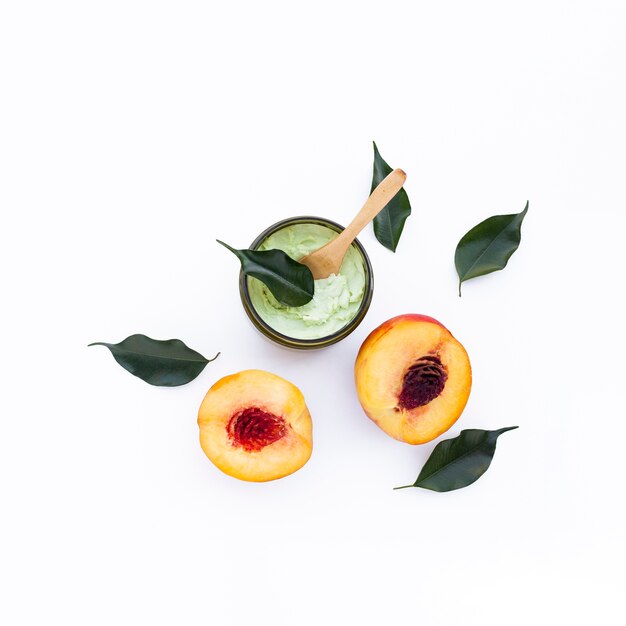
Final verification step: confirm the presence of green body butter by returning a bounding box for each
[247,223,366,340]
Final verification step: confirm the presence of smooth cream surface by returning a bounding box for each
[247,223,366,340]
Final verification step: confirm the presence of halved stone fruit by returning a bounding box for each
[198,369,312,482]
[354,314,472,444]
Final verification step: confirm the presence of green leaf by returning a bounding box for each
[395,427,518,492]
[217,240,314,307]
[455,201,529,296]
[370,141,412,252]
[89,334,219,387]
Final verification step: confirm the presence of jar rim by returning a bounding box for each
[239,216,374,349]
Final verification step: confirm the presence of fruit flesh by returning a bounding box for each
[198,369,312,482]
[355,314,471,444]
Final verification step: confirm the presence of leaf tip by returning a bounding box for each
[216,239,238,256]
[518,201,529,220]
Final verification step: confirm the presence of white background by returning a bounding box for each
[1,1,625,624]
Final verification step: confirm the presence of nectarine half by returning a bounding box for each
[355,314,471,444]
[198,369,312,482]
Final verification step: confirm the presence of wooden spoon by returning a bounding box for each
[300,168,407,279]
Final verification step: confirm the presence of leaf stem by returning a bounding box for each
[393,485,414,490]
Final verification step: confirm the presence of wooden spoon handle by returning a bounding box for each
[299,167,407,279]
[336,168,407,247]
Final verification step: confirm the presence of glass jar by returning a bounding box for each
[239,216,374,349]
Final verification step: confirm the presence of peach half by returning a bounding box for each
[355,314,471,444]
[198,369,312,482]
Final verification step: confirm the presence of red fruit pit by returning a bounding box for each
[398,355,448,410]
[227,407,287,452]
